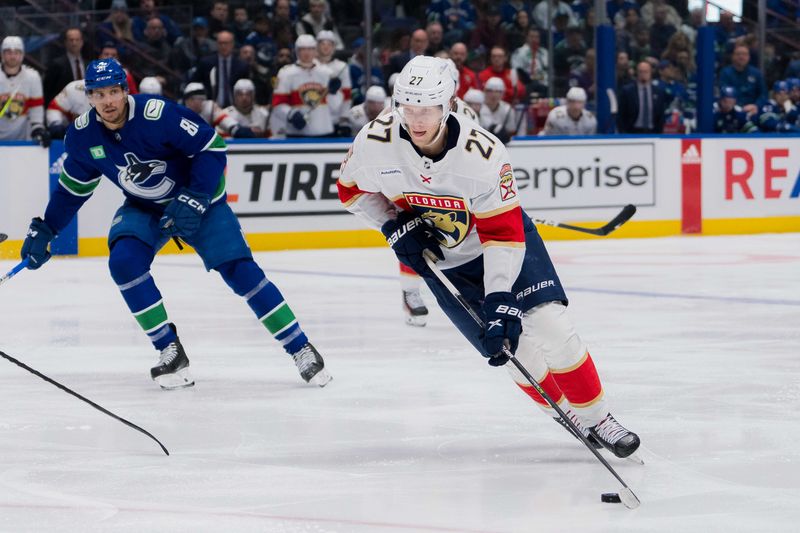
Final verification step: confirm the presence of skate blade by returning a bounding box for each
[626,452,644,465]
[404,314,428,327]
[154,367,195,390]
[309,368,332,387]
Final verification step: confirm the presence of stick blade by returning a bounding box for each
[0,233,7,243]
[619,487,641,509]
[600,204,637,235]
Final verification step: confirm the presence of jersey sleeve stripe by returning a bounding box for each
[473,201,520,219]
[211,173,226,203]
[480,240,525,248]
[201,133,227,152]
[474,205,525,244]
[272,93,291,106]
[59,171,101,197]
[337,179,366,206]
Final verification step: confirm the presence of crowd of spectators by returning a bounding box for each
[1,0,800,146]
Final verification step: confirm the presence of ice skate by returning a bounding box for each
[402,289,428,327]
[292,342,332,387]
[555,409,602,449]
[150,326,194,390]
[589,413,640,458]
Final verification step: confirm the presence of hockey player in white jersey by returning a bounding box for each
[347,85,387,131]
[338,56,641,459]
[46,79,90,139]
[541,87,597,136]
[479,77,518,144]
[316,30,352,136]
[182,82,255,138]
[225,78,269,136]
[0,36,49,146]
[446,58,479,123]
[270,34,336,138]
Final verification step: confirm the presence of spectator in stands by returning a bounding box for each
[269,0,299,25]
[762,43,784,87]
[450,42,480,98]
[607,0,638,23]
[181,81,250,137]
[713,86,756,133]
[426,21,446,55]
[230,6,253,47]
[225,78,267,136]
[317,30,352,135]
[347,85,386,131]
[614,7,640,56]
[427,1,478,33]
[140,16,172,61]
[296,0,344,50]
[511,28,548,94]
[657,60,688,132]
[43,27,87,105]
[238,44,270,105]
[386,29,428,78]
[270,34,336,138]
[0,36,48,147]
[788,78,800,106]
[469,5,508,54]
[756,81,799,132]
[208,1,231,39]
[191,30,249,109]
[714,12,746,59]
[617,61,666,133]
[718,44,767,114]
[532,0,577,31]
[661,32,691,66]
[649,4,677,58]
[504,9,532,52]
[98,42,139,94]
[170,17,217,77]
[785,53,800,78]
[500,0,534,25]
[95,0,134,60]
[132,0,180,45]
[569,48,595,101]
[463,87,484,115]
[679,8,704,46]
[553,26,587,93]
[479,46,526,104]
[628,23,654,64]
[348,38,383,106]
[674,49,695,83]
[640,0,681,28]
[616,51,633,87]
[541,87,597,135]
[479,77,518,143]
[246,15,275,54]
[579,8,595,49]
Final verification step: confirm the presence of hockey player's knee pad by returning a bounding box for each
[108,237,155,285]
[523,301,586,368]
[215,258,267,297]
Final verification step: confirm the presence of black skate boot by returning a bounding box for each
[588,413,640,458]
[150,325,194,390]
[292,342,332,387]
[555,409,602,449]
[402,289,428,327]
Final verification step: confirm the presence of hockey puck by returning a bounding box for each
[601,493,622,503]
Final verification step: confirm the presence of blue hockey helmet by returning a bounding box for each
[84,58,128,93]
[719,86,736,100]
[772,80,789,94]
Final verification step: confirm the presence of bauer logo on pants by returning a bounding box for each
[404,193,471,248]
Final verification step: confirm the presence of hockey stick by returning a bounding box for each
[533,204,637,236]
[0,233,7,243]
[0,258,29,289]
[0,349,169,456]
[422,253,641,509]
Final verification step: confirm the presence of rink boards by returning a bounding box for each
[0,134,798,258]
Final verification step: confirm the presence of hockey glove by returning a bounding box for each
[328,77,342,95]
[160,189,210,238]
[231,124,256,138]
[48,122,68,140]
[334,124,352,137]
[480,292,523,366]
[21,217,55,270]
[380,210,444,277]
[287,110,307,130]
[31,126,51,148]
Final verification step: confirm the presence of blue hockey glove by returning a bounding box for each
[31,126,51,148]
[328,77,342,95]
[287,110,307,130]
[21,217,55,270]
[159,189,210,238]
[480,292,523,366]
[380,210,443,277]
[231,124,256,138]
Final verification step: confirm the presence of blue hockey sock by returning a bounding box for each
[215,259,308,354]
[109,237,176,350]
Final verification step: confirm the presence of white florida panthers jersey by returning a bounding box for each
[338,112,525,294]
[46,79,90,126]
[0,65,44,140]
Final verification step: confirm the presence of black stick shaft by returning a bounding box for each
[533,204,636,236]
[422,255,638,496]
[0,350,169,456]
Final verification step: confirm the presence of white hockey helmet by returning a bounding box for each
[233,78,255,93]
[1,36,24,53]
[139,76,162,95]
[444,58,459,90]
[392,56,455,131]
[484,77,506,93]
[365,85,387,103]
[464,88,484,105]
[295,34,317,49]
[183,82,206,100]
[566,86,587,102]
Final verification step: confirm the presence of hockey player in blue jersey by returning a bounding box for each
[756,81,799,133]
[713,86,757,133]
[20,59,332,389]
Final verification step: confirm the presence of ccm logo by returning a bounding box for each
[178,194,207,213]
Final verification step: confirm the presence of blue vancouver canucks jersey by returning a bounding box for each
[44,94,227,232]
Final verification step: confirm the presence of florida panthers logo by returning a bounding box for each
[116,152,175,200]
[298,82,326,109]
[404,193,471,248]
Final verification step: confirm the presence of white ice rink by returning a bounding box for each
[1,233,799,532]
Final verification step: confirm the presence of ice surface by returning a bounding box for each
[1,233,799,532]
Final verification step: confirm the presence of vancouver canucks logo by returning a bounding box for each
[404,193,471,248]
[116,152,175,200]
